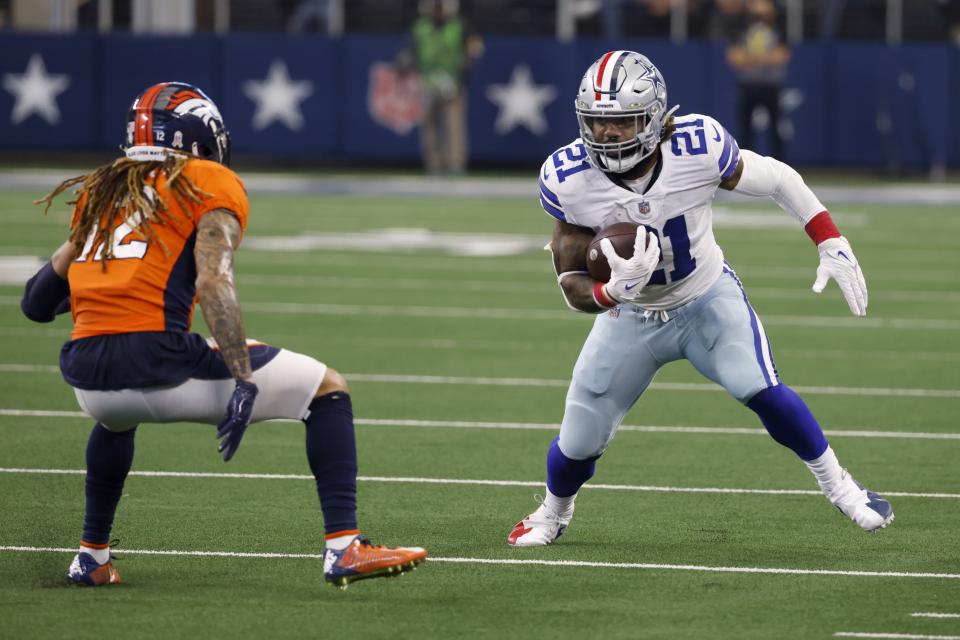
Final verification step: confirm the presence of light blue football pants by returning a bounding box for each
[559,266,780,460]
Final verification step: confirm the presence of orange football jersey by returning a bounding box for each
[68,159,249,340]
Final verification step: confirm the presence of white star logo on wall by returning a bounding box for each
[243,60,314,131]
[486,65,557,136]
[2,54,70,126]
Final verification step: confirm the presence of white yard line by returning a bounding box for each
[356,418,960,441]
[2,409,959,441]
[744,287,960,304]
[1,365,957,398]
[345,374,960,399]
[776,349,960,364]
[0,364,61,373]
[835,633,960,639]
[764,315,960,331]
[8,250,943,284]
[2,295,959,329]
[2,327,957,364]
[246,301,574,321]
[0,409,83,417]
[4,168,960,205]
[231,274,960,304]
[911,614,960,619]
[241,301,960,331]
[1,467,956,500]
[238,273,543,293]
[236,256,960,284]
[2,545,958,580]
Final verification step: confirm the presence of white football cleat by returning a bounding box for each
[827,469,894,532]
[507,500,573,547]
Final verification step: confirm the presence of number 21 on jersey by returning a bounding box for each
[551,143,590,183]
[647,214,696,285]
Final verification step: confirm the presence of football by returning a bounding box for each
[585,222,642,282]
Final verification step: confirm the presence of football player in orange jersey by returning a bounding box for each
[21,82,426,589]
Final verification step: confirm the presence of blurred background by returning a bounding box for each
[1,0,959,177]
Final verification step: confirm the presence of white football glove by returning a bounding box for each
[599,229,661,303]
[812,236,868,316]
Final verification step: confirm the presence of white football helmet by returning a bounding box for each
[575,51,677,173]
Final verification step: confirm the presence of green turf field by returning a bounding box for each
[0,182,958,639]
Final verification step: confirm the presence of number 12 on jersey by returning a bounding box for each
[75,211,149,262]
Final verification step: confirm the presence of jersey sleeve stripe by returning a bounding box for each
[539,195,566,222]
[538,178,563,209]
[718,125,741,180]
[721,139,741,180]
[718,129,733,174]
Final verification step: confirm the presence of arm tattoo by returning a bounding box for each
[194,208,253,383]
[551,220,606,313]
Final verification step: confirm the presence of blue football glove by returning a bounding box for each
[216,380,259,462]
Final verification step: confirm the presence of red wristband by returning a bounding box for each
[592,281,617,308]
[804,211,841,245]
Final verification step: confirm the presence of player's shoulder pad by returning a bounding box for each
[696,114,740,181]
[667,114,740,182]
[183,158,246,194]
[183,158,250,227]
[538,139,592,224]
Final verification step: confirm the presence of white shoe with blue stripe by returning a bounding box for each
[829,469,894,532]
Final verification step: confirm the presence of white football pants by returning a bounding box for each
[559,267,779,460]
[73,348,326,431]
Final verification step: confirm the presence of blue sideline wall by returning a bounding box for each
[0,32,955,168]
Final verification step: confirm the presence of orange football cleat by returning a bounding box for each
[323,537,427,589]
[67,551,121,586]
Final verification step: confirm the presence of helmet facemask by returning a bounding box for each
[575,51,676,174]
[577,103,666,173]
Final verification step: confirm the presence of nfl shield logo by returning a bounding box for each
[638,201,651,215]
[368,63,423,135]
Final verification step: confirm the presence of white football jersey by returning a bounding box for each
[538,113,741,311]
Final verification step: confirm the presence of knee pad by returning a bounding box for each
[558,399,615,460]
[713,344,774,404]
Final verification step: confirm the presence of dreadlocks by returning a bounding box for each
[35,153,209,267]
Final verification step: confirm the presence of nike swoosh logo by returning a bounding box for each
[624,282,642,291]
[711,125,721,142]
[837,250,851,262]
[323,550,337,573]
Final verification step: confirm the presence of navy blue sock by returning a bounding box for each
[82,423,136,545]
[545,436,598,498]
[303,392,358,536]
[746,385,829,461]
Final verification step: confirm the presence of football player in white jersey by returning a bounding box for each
[508,50,893,547]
